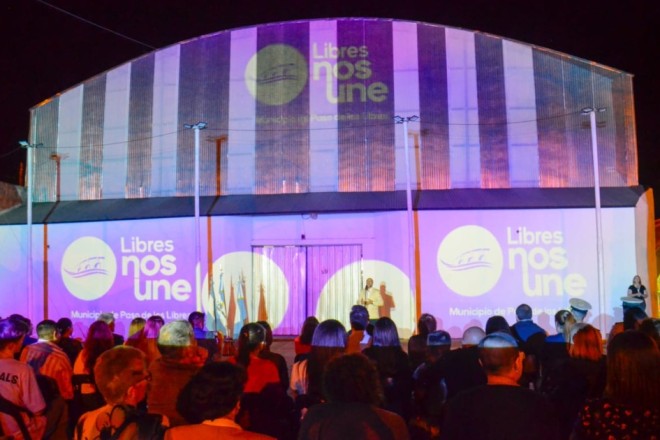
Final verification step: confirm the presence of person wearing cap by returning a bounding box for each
[569,298,592,323]
[441,332,559,440]
[411,330,453,411]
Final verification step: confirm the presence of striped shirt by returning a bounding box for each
[20,340,74,400]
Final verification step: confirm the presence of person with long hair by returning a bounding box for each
[294,316,319,361]
[572,330,659,439]
[290,319,347,405]
[72,320,115,417]
[124,317,147,351]
[544,324,606,438]
[626,274,649,312]
[363,317,413,420]
[407,313,437,371]
[231,323,279,394]
[539,310,576,393]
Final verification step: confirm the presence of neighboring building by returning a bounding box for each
[0,19,654,338]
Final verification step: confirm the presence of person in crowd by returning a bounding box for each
[543,324,606,438]
[539,310,575,392]
[485,315,511,335]
[407,313,437,372]
[20,319,73,401]
[572,330,659,439]
[510,304,546,343]
[608,306,648,347]
[231,323,292,439]
[568,298,592,323]
[98,312,124,346]
[294,317,318,362]
[143,315,164,365]
[346,305,371,354]
[639,317,660,346]
[147,320,207,427]
[435,326,487,400]
[166,362,274,439]
[127,317,146,340]
[290,319,347,407]
[19,320,72,439]
[0,318,47,439]
[231,323,280,393]
[188,311,219,362]
[409,330,454,440]
[73,320,114,412]
[298,353,410,439]
[8,314,37,353]
[626,274,649,311]
[363,317,412,420]
[55,317,83,366]
[257,321,289,391]
[74,346,167,440]
[441,332,559,440]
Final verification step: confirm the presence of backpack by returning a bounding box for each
[77,405,166,440]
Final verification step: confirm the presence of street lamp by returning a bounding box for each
[394,115,420,314]
[581,107,606,332]
[19,140,43,321]
[183,122,208,312]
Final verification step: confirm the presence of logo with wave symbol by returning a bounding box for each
[61,236,117,301]
[245,44,308,106]
[437,226,503,297]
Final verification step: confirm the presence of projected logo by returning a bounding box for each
[61,236,117,301]
[245,44,308,105]
[437,225,503,297]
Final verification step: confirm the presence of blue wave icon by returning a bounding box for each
[440,248,493,271]
[63,256,108,278]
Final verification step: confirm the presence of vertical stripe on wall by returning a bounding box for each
[32,101,59,202]
[591,71,620,186]
[502,41,539,188]
[178,33,231,196]
[561,57,593,187]
[57,85,84,201]
[254,22,310,194]
[151,46,180,197]
[392,21,421,191]
[612,73,637,185]
[227,28,257,194]
[417,23,450,189]
[102,64,131,199]
[446,29,480,188]
[337,19,395,192]
[309,20,339,192]
[80,75,107,200]
[533,50,569,187]
[475,34,509,188]
[127,54,155,198]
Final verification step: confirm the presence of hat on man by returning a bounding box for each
[569,298,592,322]
[427,330,451,346]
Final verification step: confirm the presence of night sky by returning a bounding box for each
[1,0,657,209]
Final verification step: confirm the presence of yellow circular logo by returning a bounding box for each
[245,44,308,106]
[437,225,503,297]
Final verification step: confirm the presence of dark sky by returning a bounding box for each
[1,0,657,207]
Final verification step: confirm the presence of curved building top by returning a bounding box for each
[30,18,636,202]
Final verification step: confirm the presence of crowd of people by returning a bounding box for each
[0,302,658,439]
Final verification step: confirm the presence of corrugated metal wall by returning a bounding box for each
[29,19,637,203]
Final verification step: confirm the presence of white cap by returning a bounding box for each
[569,298,592,312]
[620,296,643,305]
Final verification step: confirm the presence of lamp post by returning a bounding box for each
[184,122,208,312]
[394,115,420,313]
[19,140,43,321]
[581,107,606,332]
